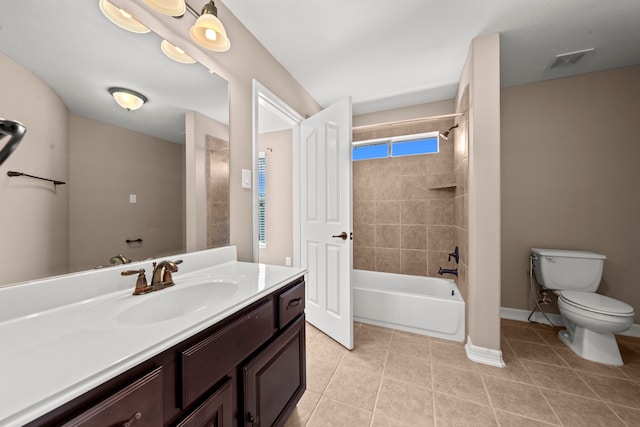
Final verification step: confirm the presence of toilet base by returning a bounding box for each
[558,327,623,366]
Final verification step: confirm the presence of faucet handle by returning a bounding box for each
[448,246,460,264]
[122,268,151,295]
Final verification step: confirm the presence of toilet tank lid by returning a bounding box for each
[531,248,606,260]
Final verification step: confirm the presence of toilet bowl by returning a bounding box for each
[531,248,635,366]
[557,291,634,366]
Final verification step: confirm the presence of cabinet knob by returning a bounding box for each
[248,412,258,426]
[123,412,141,427]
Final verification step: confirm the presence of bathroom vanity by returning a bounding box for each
[0,247,307,427]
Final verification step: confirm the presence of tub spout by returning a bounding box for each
[438,267,458,277]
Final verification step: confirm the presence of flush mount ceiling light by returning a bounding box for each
[142,0,186,17]
[189,1,231,52]
[439,124,459,140]
[161,39,197,64]
[99,0,150,33]
[108,87,148,111]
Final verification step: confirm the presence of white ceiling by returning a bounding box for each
[223,0,640,115]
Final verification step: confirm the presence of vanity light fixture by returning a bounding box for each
[160,39,197,63]
[142,0,186,17]
[189,1,231,52]
[98,0,150,34]
[108,87,148,111]
[439,124,459,140]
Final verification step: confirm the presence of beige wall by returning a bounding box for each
[258,129,293,266]
[501,65,640,323]
[456,33,502,351]
[69,115,184,271]
[0,52,70,286]
[454,88,470,322]
[352,120,458,277]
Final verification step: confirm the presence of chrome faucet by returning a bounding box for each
[150,259,183,290]
[121,259,183,295]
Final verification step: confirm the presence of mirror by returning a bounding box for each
[252,81,302,266]
[0,0,229,286]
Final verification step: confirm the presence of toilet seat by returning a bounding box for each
[559,291,634,317]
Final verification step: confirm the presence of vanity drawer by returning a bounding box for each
[181,301,275,408]
[278,281,305,328]
[61,367,163,427]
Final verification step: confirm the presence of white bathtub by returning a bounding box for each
[353,269,465,342]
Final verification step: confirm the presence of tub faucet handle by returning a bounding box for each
[448,246,460,264]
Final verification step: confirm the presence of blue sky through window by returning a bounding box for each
[352,134,438,161]
[352,143,388,160]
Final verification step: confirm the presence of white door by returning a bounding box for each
[300,97,353,350]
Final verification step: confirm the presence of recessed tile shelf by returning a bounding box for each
[427,172,456,189]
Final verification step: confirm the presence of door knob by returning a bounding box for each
[332,232,348,240]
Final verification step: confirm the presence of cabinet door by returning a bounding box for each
[182,301,275,408]
[176,377,233,427]
[61,367,163,427]
[243,315,306,427]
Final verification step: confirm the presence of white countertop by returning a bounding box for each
[0,247,306,427]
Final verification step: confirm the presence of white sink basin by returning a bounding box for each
[83,278,240,327]
[117,281,238,325]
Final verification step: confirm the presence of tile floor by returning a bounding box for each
[285,319,640,426]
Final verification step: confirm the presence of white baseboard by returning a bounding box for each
[465,336,506,368]
[500,307,640,338]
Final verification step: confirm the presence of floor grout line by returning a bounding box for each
[298,321,640,426]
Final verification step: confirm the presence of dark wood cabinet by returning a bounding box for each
[176,378,233,427]
[242,316,305,427]
[61,367,163,427]
[181,300,275,409]
[28,278,306,427]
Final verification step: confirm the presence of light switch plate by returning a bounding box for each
[129,194,137,203]
[242,169,252,189]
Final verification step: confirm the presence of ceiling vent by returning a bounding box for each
[549,48,594,69]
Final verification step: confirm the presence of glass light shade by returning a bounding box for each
[142,0,186,16]
[190,14,230,52]
[98,0,150,33]
[160,40,196,64]
[108,88,148,111]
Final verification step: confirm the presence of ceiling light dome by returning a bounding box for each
[99,0,150,33]
[161,39,197,64]
[190,1,230,52]
[142,0,186,17]
[108,87,148,111]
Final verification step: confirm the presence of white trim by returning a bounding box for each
[500,307,640,338]
[251,80,304,263]
[465,336,506,368]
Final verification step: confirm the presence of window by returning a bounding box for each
[258,153,266,247]
[352,143,388,161]
[352,131,439,161]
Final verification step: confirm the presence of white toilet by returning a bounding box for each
[531,248,634,366]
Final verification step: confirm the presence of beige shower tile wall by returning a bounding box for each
[352,120,458,278]
[206,135,230,248]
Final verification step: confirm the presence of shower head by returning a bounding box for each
[439,124,459,140]
[0,119,26,166]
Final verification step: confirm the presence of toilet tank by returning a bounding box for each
[531,248,606,292]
